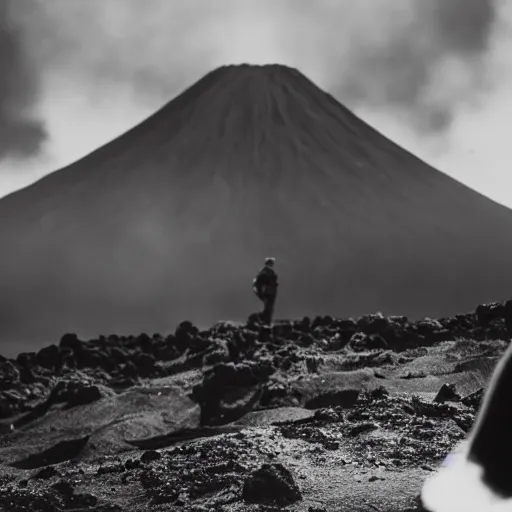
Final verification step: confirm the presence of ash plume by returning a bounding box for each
[0,0,46,160]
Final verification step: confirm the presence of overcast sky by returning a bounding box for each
[1,0,512,207]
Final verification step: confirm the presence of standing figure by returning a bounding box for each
[252,257,279,325]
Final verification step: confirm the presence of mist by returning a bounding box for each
[7,0,500,138]
[0,0,46,160]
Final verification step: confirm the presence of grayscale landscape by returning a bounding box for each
[0,1,511,511]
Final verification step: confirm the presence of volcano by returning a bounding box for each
[1,63,511,355]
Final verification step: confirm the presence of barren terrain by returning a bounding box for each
[0,301,509,511]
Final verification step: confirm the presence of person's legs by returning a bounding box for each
[262,295,276,325]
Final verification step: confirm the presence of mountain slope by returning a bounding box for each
[0,63,511,354]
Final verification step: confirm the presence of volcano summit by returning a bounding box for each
[0,63,511,354]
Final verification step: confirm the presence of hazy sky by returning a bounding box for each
[1,0,512,207]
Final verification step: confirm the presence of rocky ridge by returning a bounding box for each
[0,300,510,511]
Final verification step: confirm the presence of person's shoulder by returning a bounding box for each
[267,268,278,280]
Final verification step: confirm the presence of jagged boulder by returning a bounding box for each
[0,357,20,390]
[108,346,128,365]
[52,478,98,509]
[49,378,109,408]
[58,347,77,369]
[356,312,391,334]
[202,339,231,365]
[294,316,312,332]
[454,313,479,332]
[311,315,335,330]
[10,435,90,469]
[271,321,294,339]
[75,347,113,372]
[188,335,211,354]
[16,351,35,367]
[204,360,275,389]
[389,315,408,326]
[59,333,82,353]
[325,333,347,351]
[136,333,153,353]
[0,388,26,418]
[330,319,357,346]
[414,318,444,335]
[132,352,157,378]
[242,463,302,505]
[434,383,461,403]
[349,332,388,352]
[174,321,199,351]
[35,344,61,370]
[120,361,139,379]
[210,320,240,336]
[246,312,262,328]
[192,360,276,425]
[305,388,360,409]
[476,302,505,326]
[461,388,484,409]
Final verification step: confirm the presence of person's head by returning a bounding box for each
[264,257,275,268]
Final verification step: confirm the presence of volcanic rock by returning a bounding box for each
[461,388,485,409]
[0,303,508,510]
[10,435,90,469]
[350,332,388,351]
[50,378,108,408]
[433,383,461,403]
[0,486,65,512]
[140,450,161,463]
[191,361,275,425]
[305,389,360,409]
[476,302,505,325]
[0,357,20,390]
[34,344,60,370]
[242,462,302,505]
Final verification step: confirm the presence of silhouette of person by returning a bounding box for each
[253,257,278,325]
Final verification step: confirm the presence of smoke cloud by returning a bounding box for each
[0,0,46,160]
[4,0,501,151]
[329,0,499,132]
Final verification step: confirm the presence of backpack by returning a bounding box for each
[253,267,278,297]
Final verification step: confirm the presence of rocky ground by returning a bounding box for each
[0,302,510,511]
